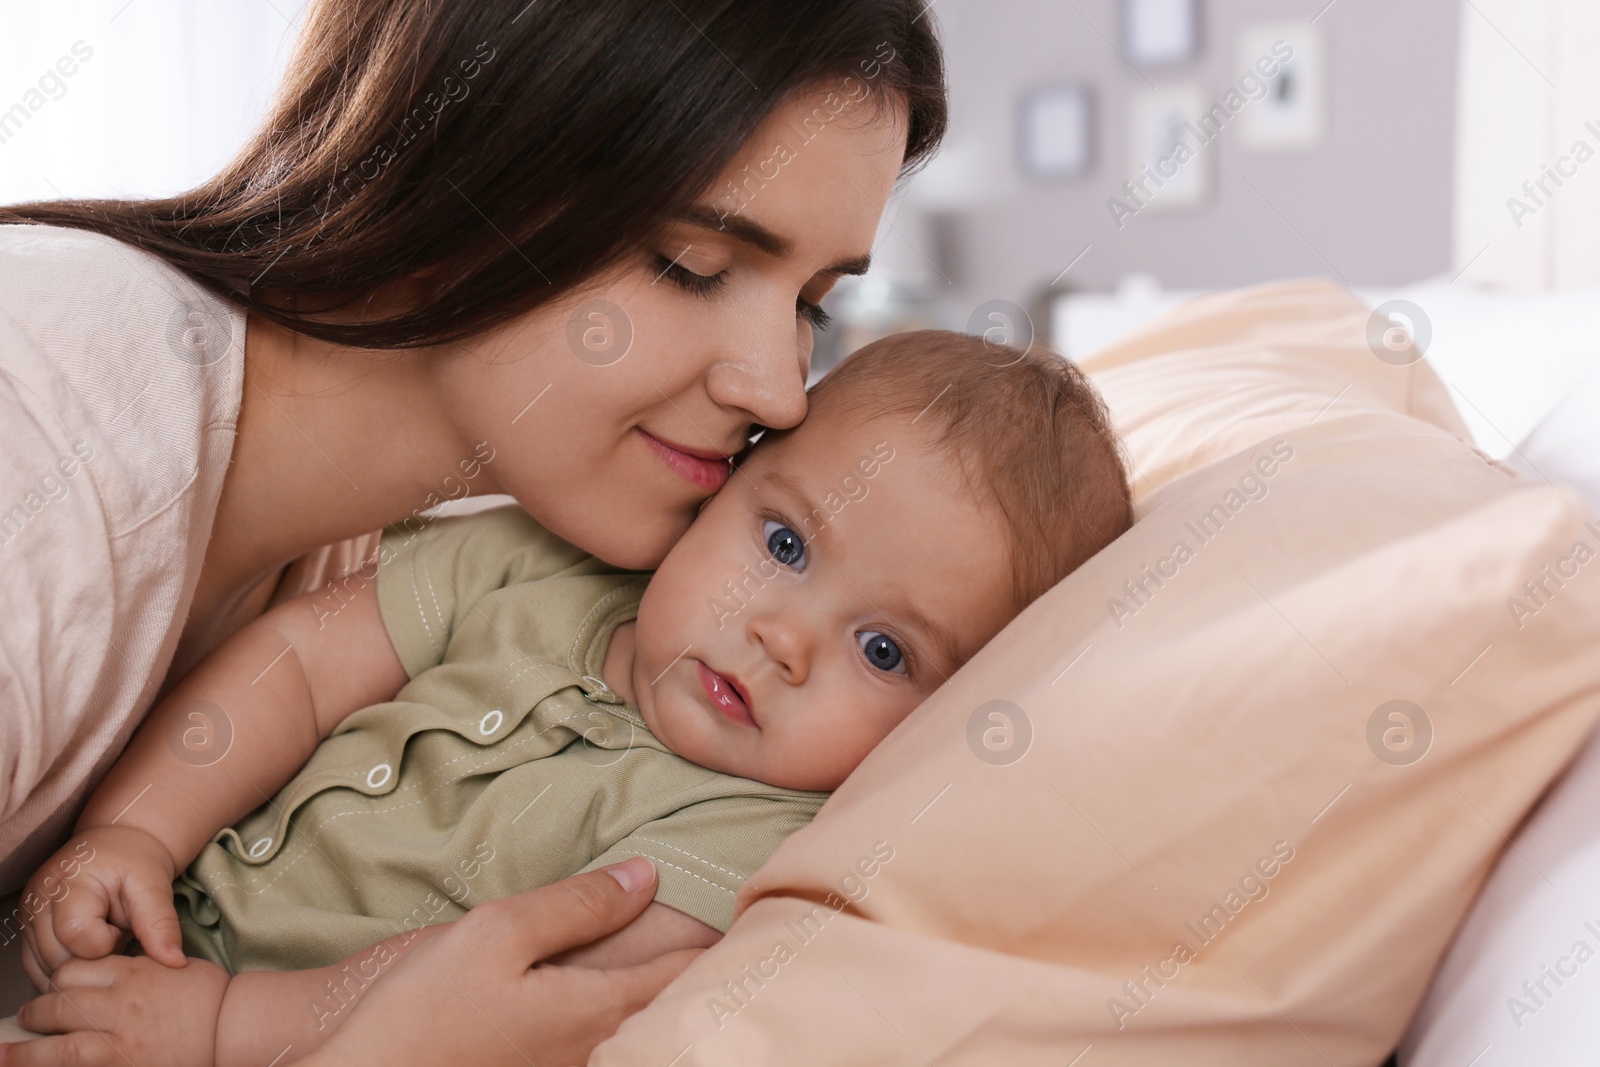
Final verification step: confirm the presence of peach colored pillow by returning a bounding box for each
[591,282,1600,1066]
[1084,279,1476,502]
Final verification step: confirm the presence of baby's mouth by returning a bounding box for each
[696,661,756,727]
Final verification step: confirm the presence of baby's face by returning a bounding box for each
[626,405,1015,791]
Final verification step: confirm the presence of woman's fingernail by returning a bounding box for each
[605,857,654,894]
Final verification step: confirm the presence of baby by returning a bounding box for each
[14,330,1132,1062]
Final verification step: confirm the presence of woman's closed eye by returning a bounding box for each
[654,254,726,296]
[797,296,830,330]
[653,253,831,330]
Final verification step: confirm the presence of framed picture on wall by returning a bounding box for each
[1018,85,1095,181]
[1127,85,1210,210]
[1238,23,1326,151]
[1121,0,1201,67]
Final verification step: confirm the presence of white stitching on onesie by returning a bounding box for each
[630,837,746,883]
[608,849,735,895]
[420,558,447,654]
[407,559,441,661]
[567,583,640,671]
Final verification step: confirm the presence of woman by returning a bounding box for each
[0,0,945,1059]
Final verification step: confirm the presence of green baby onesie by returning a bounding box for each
[176,506,827,973]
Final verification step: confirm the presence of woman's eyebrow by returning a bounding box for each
[675,207,873,277]
[818,253,874,279]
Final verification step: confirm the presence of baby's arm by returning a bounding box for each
[212,925,449,1065]
[83,571,408,870]
[21,574,408,981]
[10,925,448,1067]
[162,906,711,1064]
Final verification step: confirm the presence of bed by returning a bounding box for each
[4,280,1593,1064]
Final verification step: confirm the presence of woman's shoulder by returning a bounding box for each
[0,223,246,539]
[0,221,205,298]
[0,222,244,350]
[0,223,244,364]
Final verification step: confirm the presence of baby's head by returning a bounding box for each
[629,330,1132,790]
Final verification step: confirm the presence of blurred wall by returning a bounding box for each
[873,0,1461,319]
[0,2,310,205]
[1453,0,1600,290]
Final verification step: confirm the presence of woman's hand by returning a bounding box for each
[298,858,700,1067]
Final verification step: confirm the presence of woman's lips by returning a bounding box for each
[697,661,755,727]
[639,429,733,492]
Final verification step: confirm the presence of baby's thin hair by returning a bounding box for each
[804,330,1134,613]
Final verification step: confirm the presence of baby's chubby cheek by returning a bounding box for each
[648,502,710,567]
[763,712,899,792]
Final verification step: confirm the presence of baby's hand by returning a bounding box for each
[3,954,228,1067]
[19,826,186,989]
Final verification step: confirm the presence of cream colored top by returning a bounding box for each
[0,225,246,893]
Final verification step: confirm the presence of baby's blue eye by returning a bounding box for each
[857,631,904,674]
[763,520,806,570]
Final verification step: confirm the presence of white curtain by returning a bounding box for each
[0,1,309,205]
[1454,0,1600,289]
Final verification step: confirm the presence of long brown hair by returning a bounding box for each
[0,0,946,349]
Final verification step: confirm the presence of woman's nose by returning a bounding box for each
[705,315,809,431]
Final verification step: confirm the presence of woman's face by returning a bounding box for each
[434,87,910,569]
